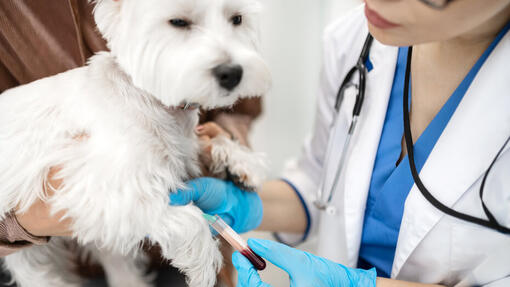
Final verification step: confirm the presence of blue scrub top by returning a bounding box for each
[357,22,510,278]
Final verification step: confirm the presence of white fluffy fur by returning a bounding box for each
[209,136,268,190]
[0,0,270,286]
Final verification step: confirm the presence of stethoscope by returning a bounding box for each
[313,34,374,215]
[314,33,510,234]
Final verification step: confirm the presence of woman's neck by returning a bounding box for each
[416,5,510,67]
[404,6,509,145]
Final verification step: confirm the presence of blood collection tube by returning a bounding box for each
[203,214,266,270]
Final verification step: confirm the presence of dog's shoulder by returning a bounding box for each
[0,66,88,101]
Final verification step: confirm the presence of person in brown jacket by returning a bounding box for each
[0,0,261,285]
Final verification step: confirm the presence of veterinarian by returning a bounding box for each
[172,0,510,286]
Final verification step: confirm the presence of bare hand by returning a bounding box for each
[15,167,72,237]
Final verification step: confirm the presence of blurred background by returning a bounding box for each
[245,0,361,286]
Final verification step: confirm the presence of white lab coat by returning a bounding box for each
[279,6,510,287]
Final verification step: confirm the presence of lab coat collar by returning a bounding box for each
[392,33,510,277]
[341,39,398,267]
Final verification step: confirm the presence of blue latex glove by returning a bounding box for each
[233,239,377,287]
[169,177,263,234]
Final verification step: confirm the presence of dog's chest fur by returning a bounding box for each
[0,53,201,216]
[84,53,202,184]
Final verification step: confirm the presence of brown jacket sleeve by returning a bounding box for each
[0,0,107,91]
[0,212,49,257]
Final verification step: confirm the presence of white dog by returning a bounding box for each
[0,0,271,286]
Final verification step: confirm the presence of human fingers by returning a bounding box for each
[199,135,211,142]
[196,122,231,139]
[170,178,233,219]
[16,199,72,237]
[169,178,207,206]
[168,189,193,206]
[232,251,272,287]
[16,166,73,237]
[198,135,213,157]
[247,238,305,275]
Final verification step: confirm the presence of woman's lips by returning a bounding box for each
[364,4,400,29]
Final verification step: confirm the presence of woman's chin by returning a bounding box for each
[369,24,423,47]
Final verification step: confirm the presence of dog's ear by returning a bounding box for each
[92,0,122,44]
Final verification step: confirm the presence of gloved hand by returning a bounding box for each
[169,177,263,234]
[232,239,377,287]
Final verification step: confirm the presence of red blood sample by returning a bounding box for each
[240,248,266,270]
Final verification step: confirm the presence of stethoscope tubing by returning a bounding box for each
[403,47,510,235]
[316,33,510,235]
[314,35,373,211]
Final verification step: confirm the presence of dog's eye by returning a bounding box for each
[231,15,243,26]
[169,19,191,28]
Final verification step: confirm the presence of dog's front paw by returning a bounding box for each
[209,136,268,191]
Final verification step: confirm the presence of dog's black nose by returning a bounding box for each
[213,64,243,91]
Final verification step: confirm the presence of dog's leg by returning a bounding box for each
[2,238,81,287]
[209,136,268,190]
[87,246,154,287]
[149,205,222,287]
